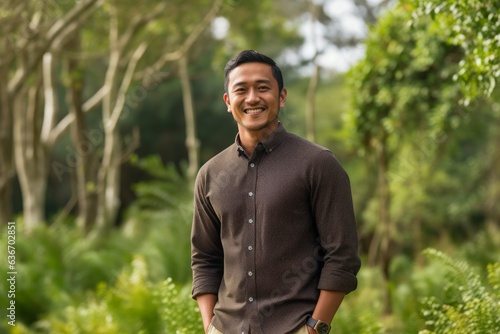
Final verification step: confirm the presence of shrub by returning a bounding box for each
[419,248,500,334]
[0,223,131,329]
[42,256,203,334]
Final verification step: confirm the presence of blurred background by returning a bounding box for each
[0,0,499,333]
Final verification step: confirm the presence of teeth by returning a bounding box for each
[246,108,264,114]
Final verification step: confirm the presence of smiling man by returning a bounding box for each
[191,50,361,334]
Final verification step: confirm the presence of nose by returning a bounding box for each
[245,88,260,104]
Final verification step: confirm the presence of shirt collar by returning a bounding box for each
[235,122,287,156]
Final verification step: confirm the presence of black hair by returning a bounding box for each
[223,50,284,93]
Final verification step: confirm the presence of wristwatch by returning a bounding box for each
[306,317,331,334]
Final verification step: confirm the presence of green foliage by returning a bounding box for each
[2,223,500,333]
[413,0,500,102]
[0,223,135,326]
[419,249,500,334]
[0,216,196,333]
[0,154,198,333]
[126,154,194,283]
[331,265,387,334]
[129,154,191,209]
[344,0,500,264]
[43,256,202,334]
[346,0,464,156]
[217,0,303,57]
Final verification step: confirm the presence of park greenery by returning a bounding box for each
[1,0,499,333]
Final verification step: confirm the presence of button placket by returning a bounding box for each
[245,156,258,312]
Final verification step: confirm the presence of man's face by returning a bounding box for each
[223,62,286,134]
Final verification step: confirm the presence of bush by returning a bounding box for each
[0,222,138,328]
[419,248,500,334]
[41,256,203,334]
[0,155,197,333]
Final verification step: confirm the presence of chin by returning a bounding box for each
[246,121,276,132]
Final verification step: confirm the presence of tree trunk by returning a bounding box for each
[13,81,49,229]
[367,138,392,314]
[367,140,391,267]
[96,28,121,229]
[0,65,13,225]
[5,0,103,228]
[485,116,500,233]
[65,33,98,231]
[179,54,199,181]
[95,13,147,228]
[96,129,121,229]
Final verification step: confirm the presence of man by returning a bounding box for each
[191,50,360,334]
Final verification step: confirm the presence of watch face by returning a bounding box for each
[317,321,330,334]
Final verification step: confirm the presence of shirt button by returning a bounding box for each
[248,245,253,250]
[248,192,253,197]
[250,163,255,167]
[248,297,254,302]
[248,271,253,276]
[248,219,253,224]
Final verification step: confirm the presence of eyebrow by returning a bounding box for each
[232,79,272,88]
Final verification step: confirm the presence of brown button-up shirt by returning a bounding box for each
[191,124,360,334]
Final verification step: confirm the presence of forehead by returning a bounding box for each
[228,62,276,87]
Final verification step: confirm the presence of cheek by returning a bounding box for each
[229,96,243,107]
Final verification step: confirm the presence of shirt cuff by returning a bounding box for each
[317,269,358,294]
[191,277,221,300]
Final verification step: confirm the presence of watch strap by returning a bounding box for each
[306,316,331,334]
[306,317,318,328]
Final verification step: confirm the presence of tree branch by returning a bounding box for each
[40,52,58,145]
[107,42,148,132]
[136,0,224,77]
[8,0,103,96]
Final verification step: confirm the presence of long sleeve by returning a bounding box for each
[191,166,224,299]
[309,150,361,293]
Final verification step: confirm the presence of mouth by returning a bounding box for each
[244,107,265,115]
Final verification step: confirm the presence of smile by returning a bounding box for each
[244,108,265,115]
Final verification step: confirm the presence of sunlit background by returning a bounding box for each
[0,0,499,333]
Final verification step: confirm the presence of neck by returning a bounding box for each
[238,122,279,156]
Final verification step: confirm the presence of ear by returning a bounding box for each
[279,88,287,109]
[223,93,231,113]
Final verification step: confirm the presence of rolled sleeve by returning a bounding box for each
[191,166,224,299]
[310,150,361,293]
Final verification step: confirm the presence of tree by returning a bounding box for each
[413,0,500,103]
[2,0,229,229]
[345,0,470,312]
[1,0,102,228]
[413,0,500,235]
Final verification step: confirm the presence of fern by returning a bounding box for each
[44,256,203,334]
[129,154,192,210]
[419,248,500,334]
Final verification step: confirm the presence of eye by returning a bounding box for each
[258,86,270,91]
